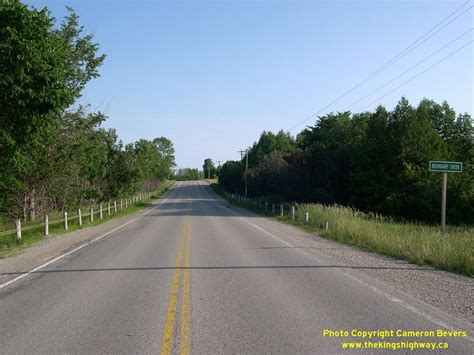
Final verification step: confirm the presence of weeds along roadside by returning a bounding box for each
[0,180,175,259]
[210,183,473,277]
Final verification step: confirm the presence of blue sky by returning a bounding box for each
[27,0,473,169]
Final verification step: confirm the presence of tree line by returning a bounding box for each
[174,168,202,181]
[0,1,175,221]
[219,98,473,224]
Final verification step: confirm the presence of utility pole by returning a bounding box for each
[216,160,222,179]
[245,148,249,198]
[239,149,250,197]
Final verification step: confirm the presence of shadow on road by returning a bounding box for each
[148,182,262,218]
[1,264,442,276]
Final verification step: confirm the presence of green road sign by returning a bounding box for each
[429,161,463,173]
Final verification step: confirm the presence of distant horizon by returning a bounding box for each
[27,0,473,169]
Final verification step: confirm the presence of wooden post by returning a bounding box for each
[90,207,94,223]
[305,212,309,224]
[125,199,128,208]
[291,206,295,220]
[108,202,111,215]
[280,204,284,216]
[114,201,117,213]
[120,200,123,210]
[64,211,68,230]
[78,209,82,226]
[44,214,49,236]
[100,204,103,219]
[272,204,275,214]
[325,220,329,230]
[441,172,447,235]
[15,219,21,242]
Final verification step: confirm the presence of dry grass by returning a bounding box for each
[211,184,473,276]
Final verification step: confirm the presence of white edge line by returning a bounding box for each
[215,186,474,342]
[0,186,177,290]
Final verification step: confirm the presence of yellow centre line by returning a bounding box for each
[160,229,186,355]
[180,222,191,355]
[160,198,192,355]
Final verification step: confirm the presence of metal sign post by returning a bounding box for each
[429,161,463,235]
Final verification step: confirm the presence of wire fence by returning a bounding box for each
[225,192,394,230]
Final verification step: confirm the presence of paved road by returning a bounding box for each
[0,181,472,354]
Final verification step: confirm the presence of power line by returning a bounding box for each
[288,0,473,132]
[359,40,473,111]
[349,3,473,91]
[346,27,473,110]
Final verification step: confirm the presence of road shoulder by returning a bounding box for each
[203,182,474,325]
[0,190,174,287]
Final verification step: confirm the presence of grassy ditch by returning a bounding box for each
[210,183,473,277]
[0,180,175,258]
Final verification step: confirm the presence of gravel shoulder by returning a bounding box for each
[0,193,172,286]
[2,182,472,326]
[260,216,473,324]
[205,183,474,325]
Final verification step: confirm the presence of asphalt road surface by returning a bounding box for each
[0,181,472,354]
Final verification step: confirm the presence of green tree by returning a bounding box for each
[0,2,105,219]
[203,158,216,179]
[248,130,296,167]
[153,137,176,179]
[349,106,391,211]
[218,161,243,193]
[175,168,201,181]
[219,97,473,224]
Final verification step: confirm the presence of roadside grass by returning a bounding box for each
[203,178,218,184]
[0,180,175,259]
[210,183,474,277]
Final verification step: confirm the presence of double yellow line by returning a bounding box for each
[160,209,192,355]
